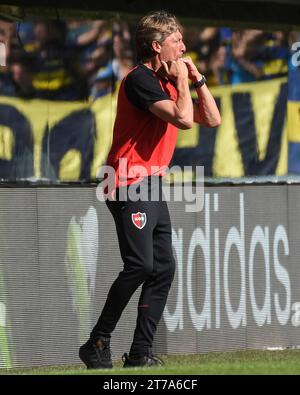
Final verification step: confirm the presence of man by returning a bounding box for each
[79,10,221,369]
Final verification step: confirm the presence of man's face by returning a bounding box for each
[158,30,186,62]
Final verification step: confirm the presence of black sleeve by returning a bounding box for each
[124,68,171,111]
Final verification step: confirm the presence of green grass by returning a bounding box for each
[1,349,300,375]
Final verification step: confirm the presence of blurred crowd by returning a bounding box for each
[0,19,293,101]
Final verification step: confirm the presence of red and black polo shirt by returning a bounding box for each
[106,64,178,187]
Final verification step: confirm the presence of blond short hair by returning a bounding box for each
[136,10,182,62]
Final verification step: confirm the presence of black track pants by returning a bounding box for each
[91,177,176,356]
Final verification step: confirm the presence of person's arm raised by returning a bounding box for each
[149,59,194,130]
[182,57,221,128]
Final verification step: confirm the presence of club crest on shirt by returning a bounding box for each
[131,212,147,230]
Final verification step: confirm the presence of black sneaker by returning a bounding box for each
[79,338,113,369]
[122,352,164,368]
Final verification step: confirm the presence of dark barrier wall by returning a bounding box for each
[0,184,300,368]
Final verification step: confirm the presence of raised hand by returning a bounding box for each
[181,57,202,82]
[160,59,189,82]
